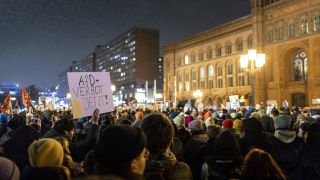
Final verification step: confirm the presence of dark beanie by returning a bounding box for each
[93,125,146,167]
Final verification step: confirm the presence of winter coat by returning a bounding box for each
[3,125,40,171]
[240,133,273,156]
[21,165,71,180]
[144,151,192,180]
[201,155,241,180]
[184,133,209,180]
[44,124,100,162]
[270,130,304,180]
[260,115,275,135]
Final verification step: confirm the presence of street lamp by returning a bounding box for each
[240,49,266,105]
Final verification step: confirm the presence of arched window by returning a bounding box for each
[301,17,309,35]
[207,47,213,59]
[200,66,205,89]
[288,20,295,38]
[191,52,196,63]
[208,65,214,89]
[184,54,189,65]
[277,21,284,41]
[192,68,197,90]
[216,44,222,56]
[293,51,308,81]
[227,62,233,87]
[226,42,232,55]
[185,70,190,91]
[237,62,245,86]
[248,35,253,49]
[237,39,243,51]
[266,26,273,43]
[178,71,183,92]
[314,13,320,32]
[217,64,223,88]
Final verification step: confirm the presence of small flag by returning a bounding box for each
[21,86,31,108]
[1,94,12,113]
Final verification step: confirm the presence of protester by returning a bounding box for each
[92,125,147,179]
[21,138,71,180]
[133,111,144,128]
[240,148,286,180]
[270,115,304,180]
[142,112,192,180]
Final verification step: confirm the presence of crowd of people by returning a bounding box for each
[0,104,319,180]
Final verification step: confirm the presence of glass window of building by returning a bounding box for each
[199,66,205,89]
[237,62,245,86]
[226,42,232,55]
[191,52,196,63]
[237,39,243,51]
[294,51,308,81]
[288,20,296,38]
[199,50,204,61]
[314,13,320,32]
[184,54,189,65]
[277,22,284,41]
[248,35,253,49]
[227,62,233,87]
[207,47,212,59]
[216,45,222,57]
[192,68,197,90]
[301,17,309,35]
[208,65,214,89]
[266,26,273,43]
[177,57,182,66]
[217,64,223,88]
[185,70,190,91]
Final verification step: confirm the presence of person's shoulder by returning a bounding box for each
[170,161,192,180]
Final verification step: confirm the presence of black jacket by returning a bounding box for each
[21,165,70,180]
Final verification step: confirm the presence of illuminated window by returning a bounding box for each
[294,51,308,81]
[184,54,189,65]
[208,65,214,89]
[199,66,205,89]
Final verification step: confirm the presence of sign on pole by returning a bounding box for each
[67,72,114,119]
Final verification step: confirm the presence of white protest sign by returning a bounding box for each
[67,72,114,119]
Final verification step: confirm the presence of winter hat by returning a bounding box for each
[8,114,25,130]
[94,125,146,166]
[173,115,185,129]
[0,113,8,123]
[230,112,237,119]
[198,111,205,119]
[188,120,204,131]
[249,112,262,121]
[275,115,292,129]
[135,112,144,120]
[222,119,233,129]
[258,108,266,117]
[233,119,243,131]
[0,157,20,180]
[185,115,194,126]
[302,107,308,113]
[204,111,212,120]
[205,117,215,127]
[28,138,64,168]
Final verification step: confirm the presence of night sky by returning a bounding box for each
[0,0,250,89]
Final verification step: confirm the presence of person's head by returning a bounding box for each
[53,117,75,140]
[28,138,65,167]
[222,119,233,129]
[271,108,279,118]
[42,110,54,123]
[243,118,263,134]
[249,112,262,121]
[241,148,286,180]
[275,115,292,130]
[8,114,26,130]
[0,157,20,180]
[93,125,147,177]
[214,129,240,158]
[141,112,174,154]
[188,119,205,135]
[135,112,144,120]
[173,115,185,129]
[206,125,221,139]
[233,119,243,135]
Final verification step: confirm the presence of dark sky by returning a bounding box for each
[0,0,250,89]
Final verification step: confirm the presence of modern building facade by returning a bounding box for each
[163,0,320,107]
[95,26,160,103]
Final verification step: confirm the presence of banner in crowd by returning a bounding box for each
[1,94,12,113]
[21,86,31,108]
[67,72,114,119]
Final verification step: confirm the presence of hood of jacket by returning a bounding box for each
[144,151,177,179]
[274,129,297,143]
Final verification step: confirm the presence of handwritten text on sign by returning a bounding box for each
[67,72,113,119]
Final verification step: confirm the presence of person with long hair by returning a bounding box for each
[241,148,286,180]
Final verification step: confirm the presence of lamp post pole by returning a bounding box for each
[240,49,266,106]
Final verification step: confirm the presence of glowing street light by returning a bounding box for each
[240,49,266,105]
